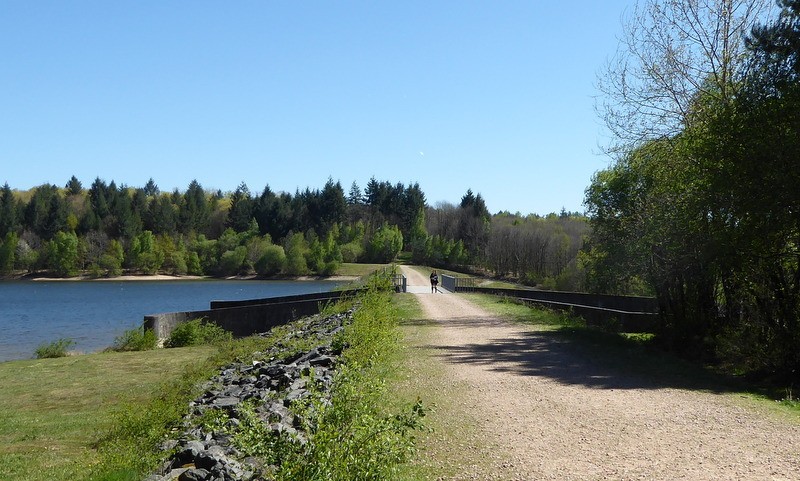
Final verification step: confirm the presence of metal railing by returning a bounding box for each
[440,277,659,332]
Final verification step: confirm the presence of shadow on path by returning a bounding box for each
[422,315,740,395]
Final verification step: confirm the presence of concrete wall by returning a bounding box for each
[209,289,362,309]
[145,292,355,342]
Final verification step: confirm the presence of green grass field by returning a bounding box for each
[335,262,390,277]
[0,347,215,481]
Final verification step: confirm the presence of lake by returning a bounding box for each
[0,279,345,363]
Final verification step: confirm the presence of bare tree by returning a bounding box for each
[597,0,774,151]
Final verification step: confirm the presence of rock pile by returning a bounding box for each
[145,309,354,481]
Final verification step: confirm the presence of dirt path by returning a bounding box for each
[399,266,800,480]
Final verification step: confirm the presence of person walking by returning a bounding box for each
[430,270,439,293]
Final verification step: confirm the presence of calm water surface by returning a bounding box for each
[0,280,343,362]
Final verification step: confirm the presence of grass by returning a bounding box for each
[334,262,390,277]
[390,294,489,480]
[275,288,427,480]
[0,347,215,481]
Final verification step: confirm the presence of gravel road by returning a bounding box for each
[400,266,800,481]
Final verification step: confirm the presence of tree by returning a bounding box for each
[47,231,80,277]
[255,243,286,276]
[457,189,490,260]
[130,230,164,274]
[98,239,124,276]
[65,176,83,196]
[143,178,160,197]
[218,246,247,276]
[284,232,309,276]
[0,183,20,238]
[227,182,254,232]
[318,178,347,235]
[366,223,403,263]
[145,194,178,234]
[597,0,774,150]
[180,180,210,234]
[0,232,18,275]
[347,181,363,205]
[747,0,800,84]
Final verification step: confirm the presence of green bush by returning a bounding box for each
[35,338,75,359]
[255,244,287,276]
[339,242,363,263]
[164,319,232,348]
[112,327,158,352]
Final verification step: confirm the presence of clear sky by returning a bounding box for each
[0,1,632,215]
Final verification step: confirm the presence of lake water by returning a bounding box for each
[0,280,344,363]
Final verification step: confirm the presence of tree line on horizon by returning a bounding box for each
[0,175,587,287]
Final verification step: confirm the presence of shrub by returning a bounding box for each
[164,318,232,348]
[218,246,247,276]
[255,244,286,276]
[99,253,124,277]
[339,241,363,263]
[112,327,158,352]
[35,338,75,359]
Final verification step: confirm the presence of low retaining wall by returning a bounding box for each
[209,289,362,309]
[145,290,359,342]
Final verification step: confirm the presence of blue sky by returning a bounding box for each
[1,1,632,215]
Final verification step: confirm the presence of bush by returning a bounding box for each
[255,244,286,276]
[164,319,232,348]
[339,242,363,263]
[99,253,123,276]
[35,338,75,359]
[218,246,247,276]
[112,327,158,352]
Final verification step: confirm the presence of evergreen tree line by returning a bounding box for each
[584,0,800,377]
[0,175,589,288]
[0,177,411,278]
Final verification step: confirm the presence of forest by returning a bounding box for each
[0,176,587,289]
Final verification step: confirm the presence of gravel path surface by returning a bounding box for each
[400,266,800,481]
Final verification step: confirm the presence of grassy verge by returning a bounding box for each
[0,347,216,481]
[271,280,427,480]
[389,294,489,480]
[335,262,390,277]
